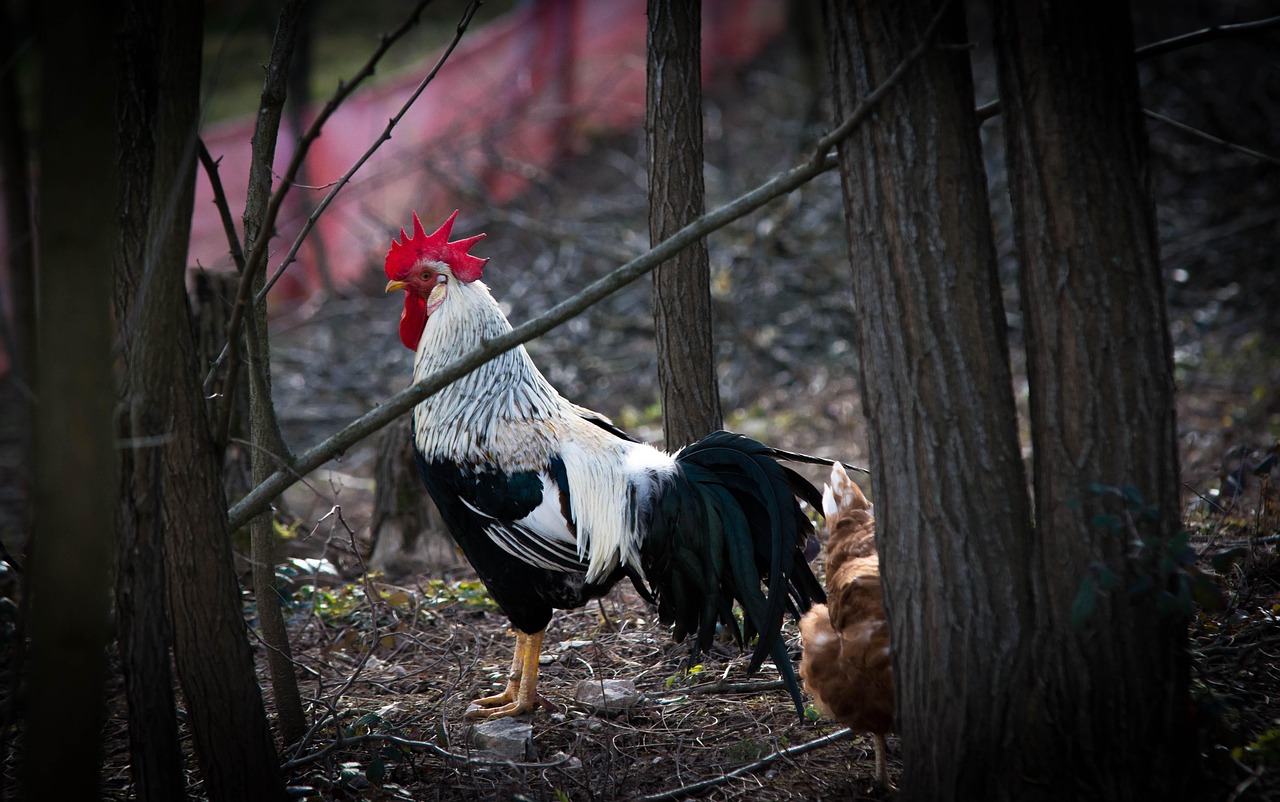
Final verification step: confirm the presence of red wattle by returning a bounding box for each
[400,293,428,351]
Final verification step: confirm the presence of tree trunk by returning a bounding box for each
[825,2,1037,798]
[112,0,288,799]
[21,2,119,796]
[192,271,254,503]
[112,1,188,798]
[647,0,722,448]
[368,416,462,578]
[992,1,1194,796]
[242,0,309,746]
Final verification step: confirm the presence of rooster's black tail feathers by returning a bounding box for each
[641,431,825,714]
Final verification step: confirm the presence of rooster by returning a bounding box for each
[799,462,894,789]
[383,211,826,719]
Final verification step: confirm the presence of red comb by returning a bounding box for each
[384,210,488,283]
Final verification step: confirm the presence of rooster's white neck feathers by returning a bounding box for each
[411,279,564,469]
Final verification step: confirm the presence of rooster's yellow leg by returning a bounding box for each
[469,631,528,710]
[466,630,550,719]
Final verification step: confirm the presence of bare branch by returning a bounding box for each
[254,0,485,305]
[638,728,854,802]
[196,140,247,273]
[227,14,945,530]
[1134,14,1280,60]
[1143,108,1280,168]
[280,730,573,772]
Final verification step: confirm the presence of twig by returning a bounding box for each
[1143,109,1280,169]
[1224,757,1263,802]
[979,102,1280,166]
[225,0,946,530]
[196,141,248,274]
[687,679,786,695]
[1134,15,1280,60]
[639,728,854,801]
[280,731,573,772]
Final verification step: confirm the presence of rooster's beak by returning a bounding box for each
[385,279,408,293]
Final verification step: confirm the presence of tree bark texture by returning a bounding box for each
[22,2,119,797]
[192,271,253,502]
[112,1,187,797]
[243,0,309,746]
[647,0,722,448]
[825,1,1037,798]
[992,1,1193,796]
[112,0,287,798]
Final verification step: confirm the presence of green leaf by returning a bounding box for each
[338,762,362,787]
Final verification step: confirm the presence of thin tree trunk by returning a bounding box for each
[242,0,308,746]
[992,1,1194,796]
[111,0,288,797]
[22,3,118,798]
[112,0,189,796]
[825,2,1037,798]
[647,0,721,448]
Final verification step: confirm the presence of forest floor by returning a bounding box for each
[3,7,1280,802]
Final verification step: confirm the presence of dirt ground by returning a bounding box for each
[3,7,1280,801]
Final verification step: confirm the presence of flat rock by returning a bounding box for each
[471,717,534,761]
[574,679,640,714]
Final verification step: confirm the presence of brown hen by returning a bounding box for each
[799,462,894,790]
